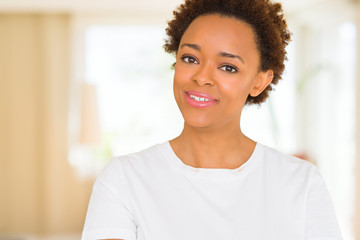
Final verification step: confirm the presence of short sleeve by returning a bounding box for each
[81,159,137,240]
[305,165,343,240]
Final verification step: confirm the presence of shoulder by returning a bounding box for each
[258,143,314,168]
[256,143,319,183]
[95,141,170,188]
[110,141,170,170]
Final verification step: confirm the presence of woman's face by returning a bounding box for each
[173,14,273,130]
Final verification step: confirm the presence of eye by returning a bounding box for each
[219,65,238,73]
[180,55,199,64]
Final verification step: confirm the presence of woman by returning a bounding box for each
[82,0,343,239]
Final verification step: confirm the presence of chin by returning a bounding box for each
[182,114,215,129]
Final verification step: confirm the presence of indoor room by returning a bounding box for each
[0,0,359,239]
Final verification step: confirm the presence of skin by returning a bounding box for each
[169,14,274,169]
[104,14,274,240]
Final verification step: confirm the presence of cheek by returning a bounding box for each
[173,66,188,101]
[218,77,251,100]
[173,65,193,90]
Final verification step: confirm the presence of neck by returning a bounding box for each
[170,122,256,169]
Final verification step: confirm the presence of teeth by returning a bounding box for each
[189,94,211,102]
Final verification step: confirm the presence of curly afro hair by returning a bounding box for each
[164,0,292,105]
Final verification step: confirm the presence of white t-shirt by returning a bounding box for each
[81,141,343,240]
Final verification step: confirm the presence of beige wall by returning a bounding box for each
[0,10,359,239]
[356,4,360,238]
[0,14,94,235]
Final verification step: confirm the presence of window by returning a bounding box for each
[69,7,357,239]
[69,23,297,174]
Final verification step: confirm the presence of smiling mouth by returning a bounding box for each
[184,91,218,108]
[188,94,212,102]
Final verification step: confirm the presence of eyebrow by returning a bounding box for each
[180,43,201,51]
[180,43,245,64]
[218,52,245,64]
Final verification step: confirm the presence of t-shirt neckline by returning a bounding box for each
[163,141,262,178]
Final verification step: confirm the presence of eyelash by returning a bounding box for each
[219,65,238,73]
[180,55,199,64]
[180,55,238,74]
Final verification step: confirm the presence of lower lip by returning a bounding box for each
[185,92,218,108]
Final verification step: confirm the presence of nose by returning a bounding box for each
[192,63,215,86]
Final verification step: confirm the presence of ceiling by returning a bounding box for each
[0,0,339,13]
[0,0,356,26]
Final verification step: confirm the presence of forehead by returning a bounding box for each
[179,14,258,55]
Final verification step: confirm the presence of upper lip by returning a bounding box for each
[186,90,217,101]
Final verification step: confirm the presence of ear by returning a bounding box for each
[249,70,274,97]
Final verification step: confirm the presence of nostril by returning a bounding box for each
[192,76,215,86]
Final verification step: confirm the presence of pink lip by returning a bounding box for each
[186,90,216,100]
[185,90,218,108]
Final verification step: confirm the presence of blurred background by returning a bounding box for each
[0,0,359,239]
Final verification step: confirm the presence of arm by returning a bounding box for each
[305,165,343,239]
[82,159,137,240]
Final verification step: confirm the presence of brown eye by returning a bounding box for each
[181,55,199,64]
[220,65,238,73]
